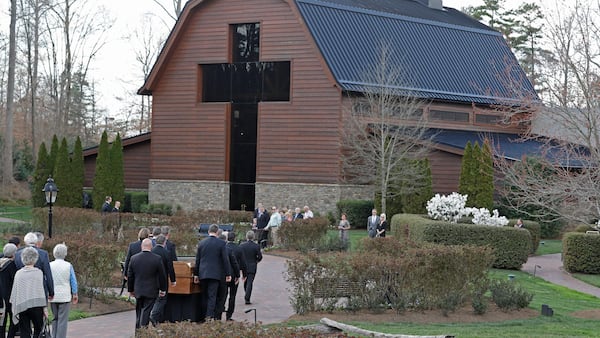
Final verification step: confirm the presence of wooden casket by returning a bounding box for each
[169,259,201,294]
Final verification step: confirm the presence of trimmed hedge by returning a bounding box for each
[278,217,329,252]
[423,223,531,269]
[392,214,530,269]
[129,192,148,213]
[563,232,600,274]
[507,219,541,254]
[336,199,374,230]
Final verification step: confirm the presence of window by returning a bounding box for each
[475,114,500,124]
[202,64,231,102]
[232,23,260,63]
[429,110,469,122]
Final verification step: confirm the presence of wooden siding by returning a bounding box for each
[429,149,462,195]
[149,0,342,184]
[83,136,151,190]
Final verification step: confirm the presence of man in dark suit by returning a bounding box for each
[123,227,150,280]
[292,207,304,221]
[367,209,380,238]
[215,232,238,320]
[101,196,112,213]
[239,230,262,305]
[127,238,167,329]
[161,226,178,262]
[193,224,232,321]
[149,235,176,325]
[253,205,270,248]
[14,232,54,299]
[225,231,247,321]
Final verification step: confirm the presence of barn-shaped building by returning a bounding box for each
[133,0,538,212]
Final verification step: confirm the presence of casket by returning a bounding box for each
[169,259,201,294]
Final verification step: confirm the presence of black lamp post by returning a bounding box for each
[43,176,58,238]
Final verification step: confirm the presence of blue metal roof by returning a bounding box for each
[431,129,587,168]
[295,0,538,105]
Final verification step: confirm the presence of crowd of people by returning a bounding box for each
[251,203,314,248]
[0,232,78,338]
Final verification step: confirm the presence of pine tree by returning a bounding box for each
[478,140,495,210]
[71,136,85,208]
[459,141,476,205]
[93,131,112,211]
[53,138,72,207]
[31,142,50,207]
[401,158,433,214]
[48,135,59,175]
[110,133,125,207]
[469,142,483,207]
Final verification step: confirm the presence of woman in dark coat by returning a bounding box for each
[0,243,19,338]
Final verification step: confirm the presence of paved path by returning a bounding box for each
[0,216,26,223]
[522,253,600,298]
[67,254,294,337]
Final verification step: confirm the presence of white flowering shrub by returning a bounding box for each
[466,207,509,227]
[426,192,469,223]
[427,193,508,226]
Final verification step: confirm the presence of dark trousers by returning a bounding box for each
[200,279,220,320]
[1,300,18,338]
[18,306,44,338]
[135,296,156,329]
[150,293,167,324]
[215,280,227,320]
[244,273,256,302]
[225,281,239,320]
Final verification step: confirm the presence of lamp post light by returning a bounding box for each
[43,176,59,238]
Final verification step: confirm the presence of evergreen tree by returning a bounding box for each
[459,141,476,205]
[109,133,125,207]
[31,142,50,207]
[93,131,112,211]
[401,158,433,214]
[48,135,59,175]
[469,142,483,207]
[53,138,72,207]
[477,140,495,210]
[71,136,85,208]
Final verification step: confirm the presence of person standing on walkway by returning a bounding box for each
[149,235,176,325]
[49,243,78,338]
[127,238,167,329]
[161,226,178,262]
[224,231,246,320]
[265,206,282,247]
[193,224,232,321]
[10,247,47,338]
[216,232,238,321]
[0,243,18,338]
[240,230,262,305]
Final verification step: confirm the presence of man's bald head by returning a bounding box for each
[141,238,153,251]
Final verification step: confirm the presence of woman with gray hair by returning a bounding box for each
[0,243,18,338]
[9,246,46,338]
[50,243,79,338]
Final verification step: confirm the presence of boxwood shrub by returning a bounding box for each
[563,232,600,274]
[507,219,540,254]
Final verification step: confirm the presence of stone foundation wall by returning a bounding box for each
[255,182,373,215]
[148,179,229,210]
[148,179,373,214]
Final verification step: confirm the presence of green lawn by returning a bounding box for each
[0,205,32,222]
[535,239,562,255]
[572,273,600,288]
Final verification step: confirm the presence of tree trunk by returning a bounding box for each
[3,0,17,186]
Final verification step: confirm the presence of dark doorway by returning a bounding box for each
[229,104,257,211]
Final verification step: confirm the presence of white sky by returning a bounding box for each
[0,0,564,120]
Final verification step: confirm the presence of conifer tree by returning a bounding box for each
[31,142,50,207]
[93,131,112,211]
[469,142,483,207]
[53,138,72,207]
[477,140,495,210]
[459,141,476,205]
[109,133,125,206]
[71,136,85,208]
[48,135,59,175]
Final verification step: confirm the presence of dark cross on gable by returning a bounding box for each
[200,22,291,210]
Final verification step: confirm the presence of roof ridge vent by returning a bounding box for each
[429,0,444,10]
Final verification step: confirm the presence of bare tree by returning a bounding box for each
[3,0,17,185]
[495,1,600,224]
[152,0,184,23]
[341,46,432,213]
